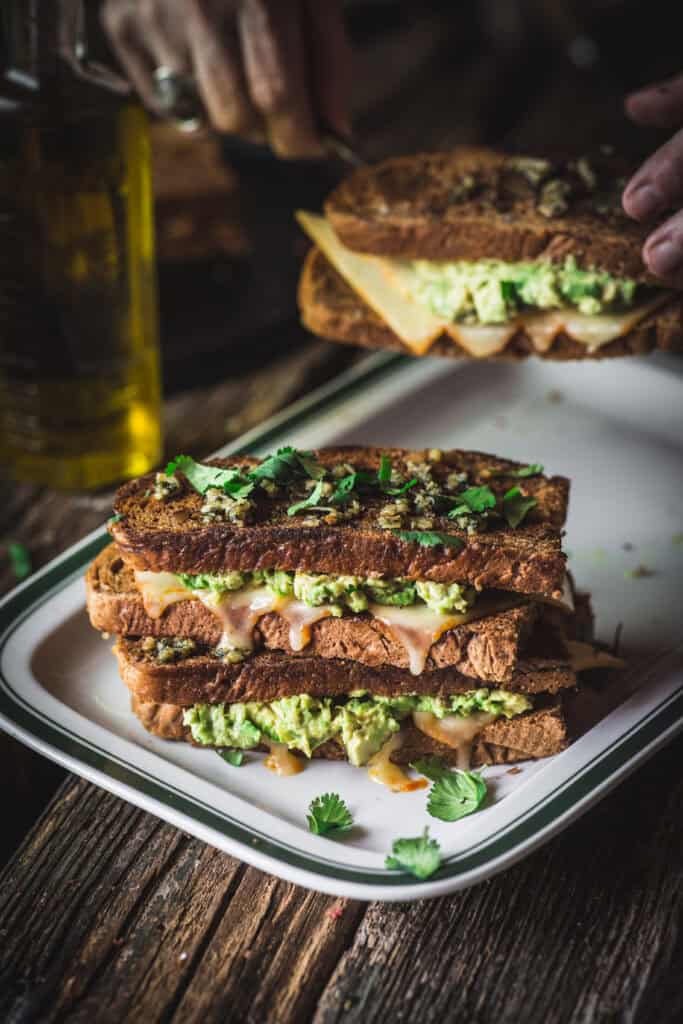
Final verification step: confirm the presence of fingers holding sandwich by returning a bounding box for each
[623,85,683,286]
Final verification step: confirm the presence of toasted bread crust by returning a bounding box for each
[324,147,655,280]
[111,447,569,599]
[131,693,569,765]
[114,636,577,706]
[299,247,683,361]
[87,545,544,682]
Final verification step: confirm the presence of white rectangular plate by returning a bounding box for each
[2,352,682,902]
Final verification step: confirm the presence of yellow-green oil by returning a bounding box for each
[0,101,162,489]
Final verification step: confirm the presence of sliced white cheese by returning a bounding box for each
[134,571,192,619]
[297,210,444,354]
[297,210,668,357]
[566,641,625,672]
[412,710,497,770]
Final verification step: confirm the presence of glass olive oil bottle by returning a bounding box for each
[0,2,162,489]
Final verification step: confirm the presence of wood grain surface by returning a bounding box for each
[2,6,682,1022]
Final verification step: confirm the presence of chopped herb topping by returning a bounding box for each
[448,485,496,518]
[490,463,544,479]
[393,530,465,550]
[287,480,328,516]
[385,828,442,880]
[307,793,354,837]
[502,486,538,528]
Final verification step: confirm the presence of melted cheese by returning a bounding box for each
[265,741,303,776]
[566,641,625,672]
[413,710,497,770]
[370,592,523,675]
[297,210,668,357]
[278,601,336,652]
[195,585,279,654]
[134,571,192,619]
[367,733,428,792]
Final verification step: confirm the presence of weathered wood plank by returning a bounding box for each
[0,777,365,1024]
[314,736,683,1024]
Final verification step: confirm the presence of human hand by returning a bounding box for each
[101,0,351,157]
[622,72,683,287]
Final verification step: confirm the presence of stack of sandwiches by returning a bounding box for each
[297,146,682,361]
[86,445,616,785]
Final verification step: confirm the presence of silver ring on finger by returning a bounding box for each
[152,65,204,132]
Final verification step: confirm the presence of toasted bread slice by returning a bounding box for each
[87,544,544,682]
[131,692,569,765]
[111,447,569,599]
[324,147,653,279]
[114,635,577,707]
[299,246,683,362]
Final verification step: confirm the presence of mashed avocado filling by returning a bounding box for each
[183,689,532,766]
[409,255,642,325]
[177,570,475,616]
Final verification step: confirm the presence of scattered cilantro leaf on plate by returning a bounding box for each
[410,756,451,783]
[427,769,487,822]
[393,530,464,551]
[385,828,442,880]
[502,485,537,528]
[307,793,354,837]
[8,542,31,581]
[217,749,244,767]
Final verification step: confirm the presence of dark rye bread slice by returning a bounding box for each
[87,544,540,683]
[299,246,683,361]
[324,146,656,281]
[111,447,569,599]
[114,635,577,707]
[131,693,569,766]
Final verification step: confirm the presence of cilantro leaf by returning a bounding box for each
[8,542,31,581]
[378,454,392,484]
[393,530,464,551]
[217,749,244,767]
[307,793,354,837]
[502,485,537,528]
[386,478,418,497]
[329,473,359,506]
[287,480,328,516]
[167,455,254,498]
[410,756,450,783]
[250,446,324,483]
[385,828,442,880]
[448,485,496,518]
[427,769,487,822]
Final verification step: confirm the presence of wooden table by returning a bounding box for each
[2,8,682,1021]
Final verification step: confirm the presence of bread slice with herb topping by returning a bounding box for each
[110,446,569,600]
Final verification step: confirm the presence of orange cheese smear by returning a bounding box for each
[367,733,428,792]
[265,742,303,776]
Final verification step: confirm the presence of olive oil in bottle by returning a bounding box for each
[0,2,162,489]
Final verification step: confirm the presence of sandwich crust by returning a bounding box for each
[131,693,569,765]
[324,147,655,280]
[111,447,569,599]
[87,544,542,683]
[114,636,577,706]
[299,246,683,361]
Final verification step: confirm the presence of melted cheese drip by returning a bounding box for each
[370,592,523,675]
[367,733,428,792]
[566,641,625,672]
[412,710,497,770]
[265,741,303,776]
[134,571,192,619]
[297,210,669,357]
[278,601,335,652]
[195,585,277,653]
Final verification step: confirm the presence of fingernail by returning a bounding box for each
[624,182,665,220]
[646,236,682,276]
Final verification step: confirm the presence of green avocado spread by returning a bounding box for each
[183,689,532,766]
[177,570,475,616]
[409,255,641,325]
